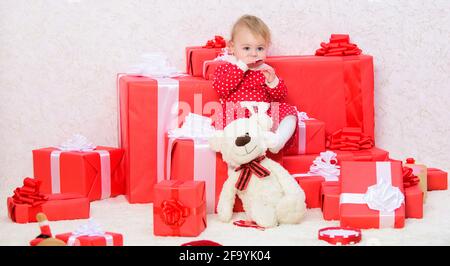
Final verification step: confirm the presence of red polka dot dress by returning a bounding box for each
[212,62,299,150]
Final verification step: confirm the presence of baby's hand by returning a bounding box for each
[260,65,276,83]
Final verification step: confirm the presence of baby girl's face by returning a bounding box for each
[229,26,268,65]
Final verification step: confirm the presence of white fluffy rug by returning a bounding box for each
[1,187,450,246]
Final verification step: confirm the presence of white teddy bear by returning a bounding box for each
[209,102,307,228]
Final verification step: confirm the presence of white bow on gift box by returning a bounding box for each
[166,113,217,214]
[67,219,114,246]
[292,150,341,181]
[50,134,111,199]
[126,53,185,78]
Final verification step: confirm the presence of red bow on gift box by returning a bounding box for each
[202,35,226,48]
[403,166,420,188]
[160,199,190,227]
[315,34,362,56]
[12,178,48,206]
[326,127,374,151]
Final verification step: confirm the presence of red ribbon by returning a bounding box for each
[202,35,226,48]
[160,199,190,227]
[326,127,374,151]
[315,34,362,56]
[403,166,420,188]
[12,178,48,206]
[235,156,271,191]
[233,220,265,231]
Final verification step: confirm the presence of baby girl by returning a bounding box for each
[212,14,297,154]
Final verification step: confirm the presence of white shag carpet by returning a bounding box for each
[1,188,450,246]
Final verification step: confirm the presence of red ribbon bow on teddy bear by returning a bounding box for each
[234,156,271,191]
[203,35,226,48]
[315,34,362,56]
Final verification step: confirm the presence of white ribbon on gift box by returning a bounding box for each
[166,113,217,213]
[297,111,315,154]
[292,151,340,182]
[67,219,114,246]
[50,134,111,199]
[339,162,405,228]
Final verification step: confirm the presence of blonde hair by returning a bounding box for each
[230,15,271,45]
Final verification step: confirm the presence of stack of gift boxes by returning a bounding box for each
[6,34,449,243]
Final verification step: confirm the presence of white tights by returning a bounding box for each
[269,115,297,154]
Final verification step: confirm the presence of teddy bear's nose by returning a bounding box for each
[235,134,251,147]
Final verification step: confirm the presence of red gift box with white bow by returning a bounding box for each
[339,161,405,229]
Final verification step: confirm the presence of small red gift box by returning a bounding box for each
[404,161,427,202]
[56,229,123,246]
[203,60,227,80]
[293,175,325,208]
[153,180,206,237]
[284,112,326,155]
[7,177,90,223]
[186,46,223,77]
[33,146,125,201]
[427,168,448,191]
[404,185,423,219]
[340,161,405,229]
[321,181,341,221]
[282,147,389,174]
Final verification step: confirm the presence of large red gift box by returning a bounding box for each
[202,55,375,138]
[56,232,123,246]
[33,146,124,201]
[270,55,374,137]
[340,161,405,229]
[427,168,448,191]
[118,75,220,203]
[7,194,90,224]
[282,147,389,174]
[284,113,326,155]
[153,180,206,237]
[404,185,423,219]
[186,46,223,77]
[320,181,341,221]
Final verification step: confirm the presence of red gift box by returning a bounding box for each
[340,161,405,229]
[7,194,90,224]
[33,146,124,201]
[427,168,448,191]
[186,46,223,77]
[404,185,423,219]
[153,180,206,237]
[265,55,374,138]
[404,162,427,202]
[166,135,228,213]
[321,181,341,221]
[282,147,389,174]
[118,75,220,203]
[203,60,227,80]
[293,175,325,208]
[202,55,375,137]
[284,112,326,155]
[56,232,123,246]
